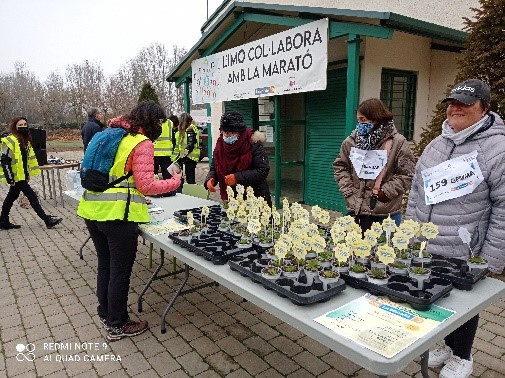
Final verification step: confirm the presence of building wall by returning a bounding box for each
[359,31,459,141]
[208,0,479,32]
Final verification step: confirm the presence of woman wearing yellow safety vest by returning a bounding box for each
[174,113,200,184]
[0,117,62,230]
[153,114,179,180]
[77,101,182,341]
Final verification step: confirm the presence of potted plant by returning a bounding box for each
[366,267,390,285]
[466,256,489,271]
[408,266,431,281]
[237,237,252,249]
[388,260,408,275]
[269,259,282,268]
[317,251,333,268]
[318,269,340,290]
[177,228,193,242]
[303,259,321,285]
[412,251,432,264]
[395,248,412,265]
[261,266,281,280]
[332,259,350,273]
[348,263,367,279]
[258,234,273,248]
[370,255,386,270]
[218,220,230,232]
[282,264,301,279]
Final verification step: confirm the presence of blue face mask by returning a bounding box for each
[223,135,239,144]
[355,122,374,136]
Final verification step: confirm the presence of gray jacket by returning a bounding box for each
[406,112,505,273]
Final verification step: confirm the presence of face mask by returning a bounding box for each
[355,122,374,136]
[149,123,162,142]
[17,128,29,136]
[223,135,238,145]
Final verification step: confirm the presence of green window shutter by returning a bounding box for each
[305,68,348,212]
[224,99,255,128]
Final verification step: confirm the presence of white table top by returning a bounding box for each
[64,191,505,376]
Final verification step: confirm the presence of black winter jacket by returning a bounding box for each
[81,118,105,151]
[205,131,271,205]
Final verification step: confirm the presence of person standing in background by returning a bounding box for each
[82,107,105,151]
[0,117,62,230]
[174,113,200,184]
[333,98,415,233]
[153,114,179,179]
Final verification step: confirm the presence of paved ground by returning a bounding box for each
[1,153,504,377]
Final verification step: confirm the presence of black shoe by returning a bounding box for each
[0,222,21,230]
[45,216,62,229]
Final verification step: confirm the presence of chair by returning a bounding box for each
[182,184,210,199]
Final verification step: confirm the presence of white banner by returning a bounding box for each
[191,18,328,104]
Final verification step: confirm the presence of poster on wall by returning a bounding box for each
[191,18,328,104]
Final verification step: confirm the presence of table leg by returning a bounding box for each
[57,169,64,207]
[50,169,57,206]
[41,171,47,200]
[46,170,53,199]
[420,350,429,378]
[149,243,153,268]
[79,235,91,260]
[138,249,165,313]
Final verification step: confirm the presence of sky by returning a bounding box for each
[0,0,224,81]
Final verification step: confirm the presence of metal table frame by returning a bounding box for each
[40,163,80,207]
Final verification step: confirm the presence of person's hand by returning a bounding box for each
[377,189,391,202]
[172,170,183,180]
[225,174,236,186]
[206,178,217,192]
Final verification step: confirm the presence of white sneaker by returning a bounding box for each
[428,345,453,367]
[439,355,473,378]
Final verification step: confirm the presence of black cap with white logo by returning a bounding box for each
[442,79,491,105]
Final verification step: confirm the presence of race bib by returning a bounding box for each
[349,147,388,180]
[422,151,483,205]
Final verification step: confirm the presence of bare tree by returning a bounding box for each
[65,60,105,124]
[38,71,68,127]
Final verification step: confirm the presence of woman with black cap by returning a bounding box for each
[205,111,271,205]
[407,79,505,378]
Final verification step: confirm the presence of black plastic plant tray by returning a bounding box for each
[415,254,489,291]
[228,251,346,306]
[340,273,452,311]
[173,205,224,226]
[169,230,254,265]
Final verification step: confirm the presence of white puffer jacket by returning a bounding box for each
[406,112,505,274]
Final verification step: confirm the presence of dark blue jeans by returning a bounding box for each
[85,220,138,328]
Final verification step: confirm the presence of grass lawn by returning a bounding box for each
[47,140,83,152]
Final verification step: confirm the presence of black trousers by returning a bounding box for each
[445,314,479,360]
[0,180,48,222]
[153,156,172,179]
[85,220,138,328]
[181,157,197,184]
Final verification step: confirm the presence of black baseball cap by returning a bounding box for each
[442,79,491,105]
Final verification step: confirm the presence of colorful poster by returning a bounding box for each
[191,19,328,104]
[314,294,454,358]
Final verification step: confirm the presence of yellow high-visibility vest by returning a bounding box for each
[154,120,174,157]
[174,123,200,162]
[0,135,40,183]
[77,134,150,222]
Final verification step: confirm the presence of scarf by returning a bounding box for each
[355,121,394,150]
[214,128,253,200]
[441,114,490,145]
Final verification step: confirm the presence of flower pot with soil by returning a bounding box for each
[261,266,281,280]
[366,267,390,285]
[318,269,340,290]
[466,256,489,271]
[348,263,367,279]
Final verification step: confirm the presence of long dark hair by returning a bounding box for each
[127,101,166,138]
[9,117,32,148]
[178,112,193,143]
